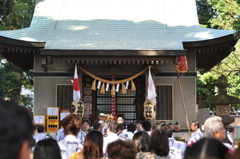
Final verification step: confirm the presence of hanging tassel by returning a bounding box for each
[111,84,116,96]
[100,83,105,94]
[91,79,96,90]
[116,83,120,92]
[106,83,110,91]
[122,83,127,94]
[131,80,136,91]
[97,81,102,89]
[126,81,129,89]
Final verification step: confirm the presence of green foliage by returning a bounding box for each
[0,0,35,106]
[196,0,216,28]
[196,0,240,112]
[0,0,35,30]
[197,71,218,110]
[0,0,13,15]
[0,58,33,104]
[211,42,240,98]
[207,0,240,37]
[19,94,33,108]
[196,0,240,39]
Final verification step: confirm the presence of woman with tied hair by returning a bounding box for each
[33,138,62,159]
[133,131,157,159]
[184,138,230,159]
[107,139,137,159]
[71,130,104,159]
[58,114,82,159]
[151,130,181,159]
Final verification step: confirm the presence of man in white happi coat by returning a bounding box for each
[204,116,235,153]
[77,119,90,144]
[162,124,186,159]
[187,120,203,145]
[103,122,122,156]
[134,120,144,134]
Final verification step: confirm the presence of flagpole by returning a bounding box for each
[177,76,191,137]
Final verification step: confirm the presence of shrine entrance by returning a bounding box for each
[83,75,145,124]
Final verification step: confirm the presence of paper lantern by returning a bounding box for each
[176,56,188,74]
[143,99,156,119]
[71,101,84,117]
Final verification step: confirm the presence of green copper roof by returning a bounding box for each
[0,0,235,50]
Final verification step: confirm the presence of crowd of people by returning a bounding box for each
[1,100,240,159]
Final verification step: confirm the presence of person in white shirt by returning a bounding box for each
[33,125,49,143]
[116,117,127,135]
[142,120,152,136]
[56,127,65,142]
[77,119,90,144]
[134,120,144,134]
[103,122,122,156]
[151,129,182,159]
[133,131,158,159]
[116,117,124,124]
[58,114,83,159]
[204,116,235,153]
[162,124,186,158]
[125,123,136,140]
[56,118,67,142]
[116,123,127,139]
[98,113,108,135]
[187,120,203,145]
[92,122,102,132]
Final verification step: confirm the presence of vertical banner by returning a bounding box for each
[147,66,157,104]
[73,64,81,102]
[144,66,157,119]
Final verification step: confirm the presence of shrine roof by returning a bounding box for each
[0,0,235,50]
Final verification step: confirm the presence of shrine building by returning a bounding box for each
[0,0,237,128]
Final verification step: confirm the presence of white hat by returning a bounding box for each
[117,117,124,123]
[98,120,104,124]
[99,113,106,117]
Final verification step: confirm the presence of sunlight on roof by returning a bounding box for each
[194,31,213,39]
[70,26,89,30]
[20,37,38,41]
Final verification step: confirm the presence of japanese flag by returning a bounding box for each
[147,67,157,104]
[73,64,81,102]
